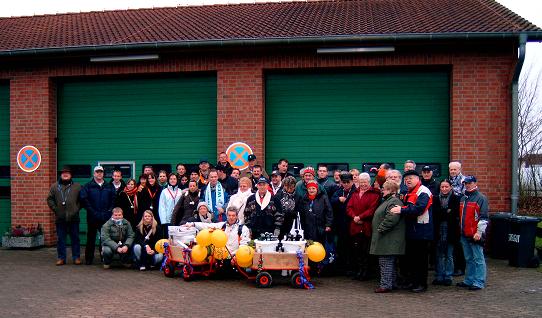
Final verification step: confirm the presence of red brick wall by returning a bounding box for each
[0,43,517,244]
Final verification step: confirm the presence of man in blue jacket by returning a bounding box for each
[391,170,433,292]
[80,165,116,265]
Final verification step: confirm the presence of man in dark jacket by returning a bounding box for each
[274,176,297,239]
[46,167,82,266]
[391,170,433,293]
[217,166,239,195]
[317,164,338,198]
[80,165,116,265]
[330,172,357,275]
[110,169,126,197]
[216,152,233,176]
[244,177,281,239]
[101,207,135,269]
[421,166,439,196]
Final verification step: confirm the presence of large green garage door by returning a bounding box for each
[58,74,217,244]
[266,70,449,175]
[0,84,10,237]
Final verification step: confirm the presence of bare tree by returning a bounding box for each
[518,66,542,200]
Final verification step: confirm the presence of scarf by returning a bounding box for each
[256,191,272,210]
[230,189,253,224]
[439,192,452,210]
[403,181,433,224]
[205,182,225,220]
[308,193,317,201]
[123,187,138,215]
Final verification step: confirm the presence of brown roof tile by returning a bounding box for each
[0,0,540,53]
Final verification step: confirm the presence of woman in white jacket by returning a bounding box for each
[158,173,183,238]
[226,177,253,224]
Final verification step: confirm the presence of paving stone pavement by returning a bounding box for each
[0,247,540,318]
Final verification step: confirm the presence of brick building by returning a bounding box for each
[1,0,541,245]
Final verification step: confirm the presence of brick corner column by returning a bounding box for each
[10,75,57,246]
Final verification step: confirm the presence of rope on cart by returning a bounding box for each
[160,242,169,271]
[183,247,194,274]
[296,251,314,290]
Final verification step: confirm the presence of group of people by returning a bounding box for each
[46,153,489,293]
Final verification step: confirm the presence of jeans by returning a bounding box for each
[56,221,80,261]
[133,244,164,267]
[460,236,486,288]
[435,243,454,281]
[102,246,132,265]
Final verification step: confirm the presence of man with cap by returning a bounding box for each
[249,165,265,191]
[270,170,282,195]
[457,176,489,291]
[240,154,268,180]
[421,165,439,196]
[243,177,281,239]
[330,172,357,274]
[80,165,117,265]
[390,170,433,292]
[47,167,82,266]
[200,169,230,222]
[198,158,212,186]
[217,165,239,196]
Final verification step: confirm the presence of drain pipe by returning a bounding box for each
[511,33,527,215]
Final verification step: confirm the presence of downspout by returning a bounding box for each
[511,33,527,215]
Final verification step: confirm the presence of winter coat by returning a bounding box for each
[294,181,327,201]
[370,195,406,256]
[80,179,116,223]
[137,184,162,221]
[158,185,183,224]
[171,190,200,225]
[297,191,333,243]
[227,189,253,224]
[244,192,281,239]
[273,188,297,237]
[422,178,439,197]
[330,185,357,235]
[216,161,233,176]
[346,187,381,237]
[460,189,489,238]
[110,179,126,197]
[115,192,138,230]
[401,182,434,241]
[219,176,239,196]
[317,177,339,199]
[101,218,135,250]
[432,191,461,244]
[134,224,163,249]
[47,180,82,223]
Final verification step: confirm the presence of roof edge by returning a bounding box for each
[1,32,541,58]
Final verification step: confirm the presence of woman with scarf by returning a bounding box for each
[133,210,163,271]
[244,177,281,239]
[432,179,461,286]
[346,172,381,280]
[172,180,201,225]
[226,177,253,224]
[158,173,183,238]
[370,180,405,293]
[115,178,138,231]
[137,173,162,223]
[297,180,333,243]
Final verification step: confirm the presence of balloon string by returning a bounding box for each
[160,242,169,271]
[296,251,314,289]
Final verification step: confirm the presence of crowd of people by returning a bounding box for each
[46,152,489,293]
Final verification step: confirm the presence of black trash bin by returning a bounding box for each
[507,216,541,268]
[489,212,512,259]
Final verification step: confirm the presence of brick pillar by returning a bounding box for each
[10,75,57,246]
[217,63,265,167]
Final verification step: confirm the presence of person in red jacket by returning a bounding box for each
[346,172,381,280]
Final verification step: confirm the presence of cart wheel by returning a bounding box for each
[291,271,303,288]
[255,272,272,288]
[163,263,175,278]
[182,265,193,281]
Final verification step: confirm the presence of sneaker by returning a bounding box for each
[55,259,66,266]
[456,282,471,288]
[374,287,392,293]
[103,264,111,269]
[139,266,146,271]
[73,258,82,265]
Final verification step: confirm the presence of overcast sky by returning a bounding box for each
[0,0,540,84]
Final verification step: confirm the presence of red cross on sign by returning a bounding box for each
[17,145,42,173]
[226,142,254,171]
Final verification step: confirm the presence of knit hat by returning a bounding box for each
[306,180,318,189]
[197,202,209,211]
[303,166,315,176]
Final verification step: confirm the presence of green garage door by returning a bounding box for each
[0,84,10,236]
[266,70,449,175]
[58,74,217,244]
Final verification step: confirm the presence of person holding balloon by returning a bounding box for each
[133,210,164,271]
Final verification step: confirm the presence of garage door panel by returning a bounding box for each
[58,74,216,244]
[0,84,10,235]
[266,71,449,172]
